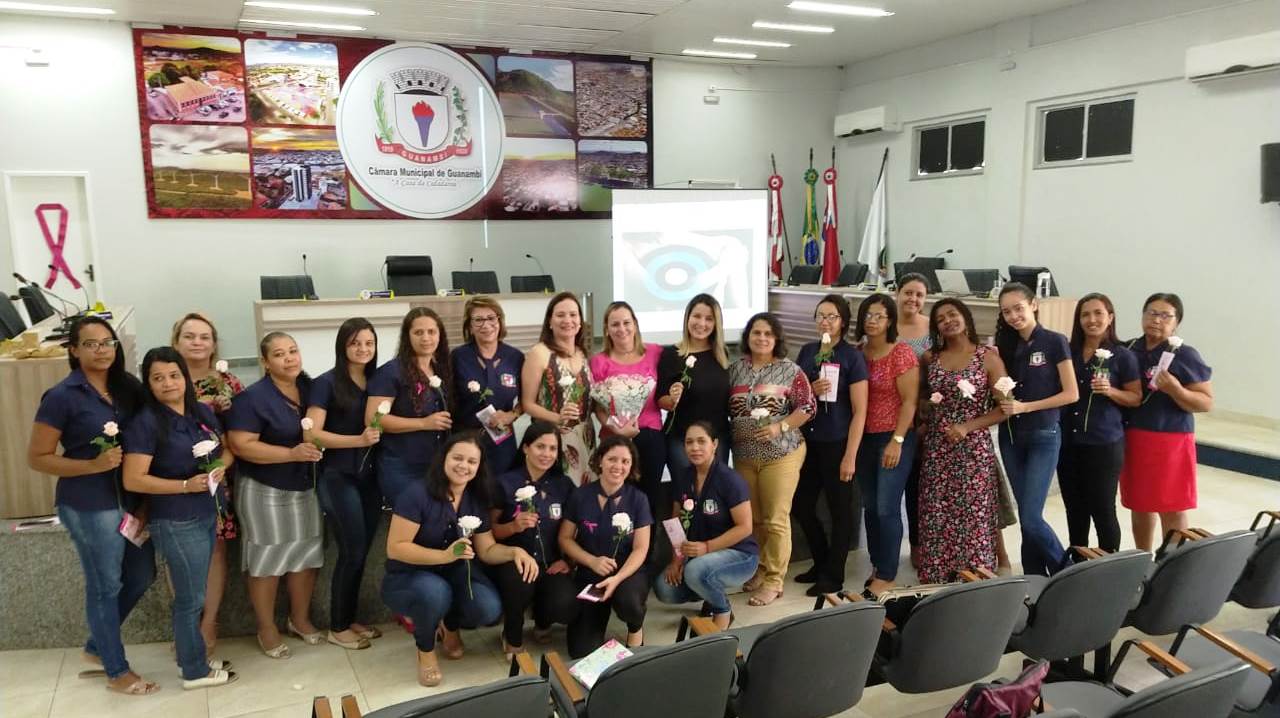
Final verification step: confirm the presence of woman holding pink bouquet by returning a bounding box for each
[1058,294,1141,552]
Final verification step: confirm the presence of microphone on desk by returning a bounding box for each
[301,253,318,301]
[932,248,954,258]
[468,257,475,274]
[525,253,550,277]
[12,272,72,319]
[47,264,91,311]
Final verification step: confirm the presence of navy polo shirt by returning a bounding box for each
[309,369,371,478]
[123,403,223,520]
[34,369,132,511]
[1126,339,1212,434]
[494,466,575,565]
[451,342,523,430]
[386,482,491,574]
[672,460,758,556]
[795,341,869,443]
[1061,344,1139,445]
[1003,325,1072,433]
[564,481,653,579]
[226,376,311,491]
[368,359,446,468]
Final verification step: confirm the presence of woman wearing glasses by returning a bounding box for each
[1121,293,1212,551]
[451,297,524,474]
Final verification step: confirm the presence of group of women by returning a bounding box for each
[28,282,1212,695]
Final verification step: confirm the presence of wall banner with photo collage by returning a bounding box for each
[132,28,653,220]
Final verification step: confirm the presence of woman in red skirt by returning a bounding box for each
[1121,293,1213,551]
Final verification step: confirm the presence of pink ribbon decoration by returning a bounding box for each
[34,203,82,290]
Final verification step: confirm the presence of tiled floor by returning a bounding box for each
[2,463,1275,718]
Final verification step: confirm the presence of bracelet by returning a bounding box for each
[182,479,189,493]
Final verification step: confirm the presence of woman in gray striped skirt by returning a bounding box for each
[227,332,324,659]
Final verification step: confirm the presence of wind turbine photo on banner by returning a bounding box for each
[820,147,841,285]
[858,148,890,288]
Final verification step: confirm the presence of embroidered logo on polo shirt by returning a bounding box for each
[1030,351,1046,367]
[549,503,562,519]
[703,499,720,515]
[500,373,516,388]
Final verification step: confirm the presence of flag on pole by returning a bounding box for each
[767,172,785,282]
[820,161,840,285]
[801,157,820,265]
[857,148,889,286]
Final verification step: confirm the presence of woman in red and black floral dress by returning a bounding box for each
[172,312,243,654]
[917,299,1009,584]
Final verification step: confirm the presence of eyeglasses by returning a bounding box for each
[470,315,499,326]
[1144,310,1177,322]
[80,339,118,351]
[863,312,889,322]
[815,313,841,322]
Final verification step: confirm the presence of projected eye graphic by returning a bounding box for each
[620,230,751,310]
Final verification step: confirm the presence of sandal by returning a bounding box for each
[287,618,324,646]
[747,588,783,607]
[353,625,382,640]
[175,659,234,677]
[182,668,238,690]
[257,634,292,660]
[742,574,765,593]
[326,631,371,650]
[416,651,443,687]
[107,675,160,696]
[78,651,106,679]
[625,629,644,648]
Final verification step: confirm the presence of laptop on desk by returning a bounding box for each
[935,269,972,297]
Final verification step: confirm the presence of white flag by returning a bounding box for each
[857,156,888,285]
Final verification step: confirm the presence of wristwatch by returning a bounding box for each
[892,435,905,444]
[780,420,792,434]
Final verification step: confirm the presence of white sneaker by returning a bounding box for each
[183,668,237,690]
[177,660,233,678]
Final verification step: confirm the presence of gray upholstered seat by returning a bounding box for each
[364,675,550,718]
[1042,660,1249,718]
[1170,629,1280,716]
[1127,530,1257,636]
[1232,516,1280,609]
[1010,550,1151,662]
[726,601,885,718]
[874,577,1029,694]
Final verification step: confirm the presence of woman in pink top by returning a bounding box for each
[854,293,919,596]
[589,302,668,536]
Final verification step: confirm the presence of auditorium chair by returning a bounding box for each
[787,265,822,286]
[1126,529,1256,637]
[325,653,549,717]
[18,285,56,323]
[1040,651,1248,718]
[260,274,317,301]
[0,294,26,339]
[1232,511,1280,610]
[543,633,738,718]
[452,270,500,295]
[676,600,885,718]
[511,274,555,293]
[386,255,436,296]
[833,262,868,287]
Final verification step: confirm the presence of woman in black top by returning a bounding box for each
[657,293,732,474]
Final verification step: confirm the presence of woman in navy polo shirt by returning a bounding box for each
[792,294,868,596]
[123,347,236,689]
[451,296,523,474]
[226,332,323,659]
[1058,294,1141,552]
[305,318,383,650]
[993,283,1078,575]
[654,422,757,629]
[1121,293,1213,551]
[489,420,577,653]
[368,307,453,505]
[28,316,155,695]
[382,432,538,687]
[558,436,653,658]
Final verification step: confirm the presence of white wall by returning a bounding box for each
[835,0,1280,421]
[0,15,840,360]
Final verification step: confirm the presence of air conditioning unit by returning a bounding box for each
[1185,31,1280,83]
[834,105,900,138]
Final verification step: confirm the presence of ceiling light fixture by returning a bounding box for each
[683,48,758,60]
[0,1,114,14]
[751,20,834,33]
[240,18,365,31]
[713,37,791,48]
[786,1,894,17]
[243,2,376,15]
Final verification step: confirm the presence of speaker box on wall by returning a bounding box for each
[1263,143,1280,203]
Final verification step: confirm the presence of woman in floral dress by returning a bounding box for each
[917,299,1010,584]
[522,292,596,486]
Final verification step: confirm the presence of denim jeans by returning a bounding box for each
[1000,426,1066,576]
[56,505,157,680]
[856,430,917,581]
[377,452,426,507]
[151,516,215,680]
[318,468,382,632]
[665,433,731,485]
[381,561,501,652]
[653,548,759,615]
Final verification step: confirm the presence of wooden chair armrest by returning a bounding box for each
[686,615,721,637]
[1131,640,1192,676]
[542,651,586,704]
[822,592,844,607]
[340,695,361,718]
[841,590,897,632]
[1189,626,1277,674]
[957,569,981,582]
[1189,528,1212,538]
[975,566,998,580]
[312,697,333,718]
[1172,528,1206,543]
[511,650,538,676]
[1252,510,1280,538]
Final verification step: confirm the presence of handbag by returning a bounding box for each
[945,660,1049,718]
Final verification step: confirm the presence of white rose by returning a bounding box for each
[558,375,575,388]
[611,512,633,533]
[1094,348,1113,361]
[993,376,1017,395]
[956,379,977,400]
[685,355,697,368]
[458,514,483,536]
[428,375,442,389]
[682,498,695,511]
[514,486,537,502]
[1167,336,1183,349]
[376,400,392,415]
[103,421,119,437]
[467,380,481,393]
[929,392,943,404]
[191,439,219,459]
[750,408,769,420]
[300,417,314,431]
[214,359,229,374]
[821,332,832,344]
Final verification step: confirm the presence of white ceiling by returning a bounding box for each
[5,0,1090,66]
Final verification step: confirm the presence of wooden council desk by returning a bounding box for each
[0,307,137,519]
[254,292,595,376]
[769,286,1076,350]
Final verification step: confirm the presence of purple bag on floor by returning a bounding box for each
[945,660,1049,718]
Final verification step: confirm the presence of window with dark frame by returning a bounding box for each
[915,118,986,178]
[1040,97,1134,165]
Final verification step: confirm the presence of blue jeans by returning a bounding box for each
[381,561,502,652]
[653,548,759,615]
[665,433,731,483]
[377,452,425,507]
[856,430,917,580]
[318,468,382,632]
[56,505,157,680]
[1000,426,1066,576]
[151,516,215,680]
